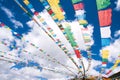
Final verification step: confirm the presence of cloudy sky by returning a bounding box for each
[0,0,120,80]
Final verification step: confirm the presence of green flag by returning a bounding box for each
[96,0,111,10]
[102,58,108,62]
[72,0,82,4]
[64,27,77,47]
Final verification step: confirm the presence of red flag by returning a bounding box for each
[73,3,84,10]
[74,49,81,58]
[81,28,88,31]
[102,62,107,64]
[16,33,20,36]
[48,9,54,15]
[34,11,39,16]
[98,8,112,27]
[60,8,64,12]
[0,23,5,27]
[106,70,112,75]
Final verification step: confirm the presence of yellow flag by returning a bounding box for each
[52,15,57,20]
[83,36,90,39]
[23,0,29,5]
[48,0,59,5]
[22,37,25,41]
[47,0,64,20]
[6,27,11,31]
[112,60,120,69]
[64,22,70,27]
[102,50,109,58]
[51,31,54,35]
[78,20,88,25]
[39,18,44,22]
[116,60,120,64]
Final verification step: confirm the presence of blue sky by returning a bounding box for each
[0,0,120,80]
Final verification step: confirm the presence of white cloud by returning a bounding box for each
[0,27,14,40]
[115,0,120,11]
[1,7,14,18]
[114,30,120,37]
[10,19,23,28]
[0,27,14,52]
[86,59,101,76]
[1,6,23,28]
[0,61,41,80]
[0,22,41,80]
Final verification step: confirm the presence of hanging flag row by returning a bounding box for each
[40,0,61,25]
[24,1,77,70]
[63,22,81,58]
[106,60,120,75]
[96,0,112,74]
[0,54,73,77]
[81,28,92,44]
[101,50,109,68]
[45,0,92,73]
[22,0,79,70]
[71,0,93,53]
[96,0,112,47]
[0,50,18,58]
[71,0,94,72]
[29,43,78,73]
[23,0,71,56]
[0,50,21,63]
[47,0,65,21]
[39,0,83,62]
[106,54,120,75]
[39,0,88,75]
[0,21,77,74]
[71,0,88,26]
[0,39,76,73]
[81,28,92,60]
[2,0,79,73]
[0,56,19,63]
